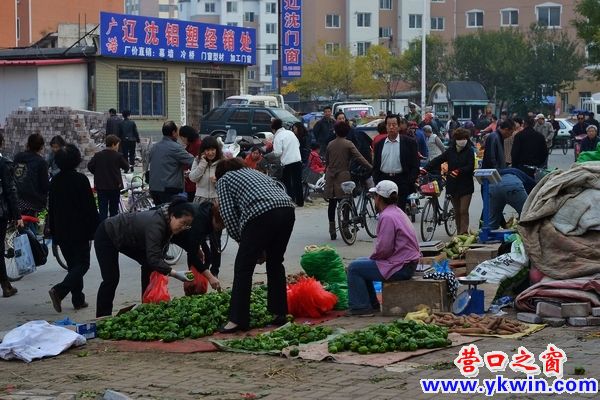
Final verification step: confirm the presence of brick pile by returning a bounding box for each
[3,106,106,169]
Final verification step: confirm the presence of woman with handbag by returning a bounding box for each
[0,133,24,297]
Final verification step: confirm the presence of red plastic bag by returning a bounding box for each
[142,271,171,304]
[183,266,209,296]
[287,277,338,318]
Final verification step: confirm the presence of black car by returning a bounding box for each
[199,105,300,138]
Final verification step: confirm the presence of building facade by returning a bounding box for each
[126,0,179,18]
[0,0,123,48]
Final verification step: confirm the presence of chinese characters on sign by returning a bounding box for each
[454,344,568,379]
[99,12,256,65]
[281,0,302,78]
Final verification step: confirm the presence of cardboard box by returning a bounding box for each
[418,253,447,271]
[465,244,501,274]
[54,318,97,339]
[382,277,451,316]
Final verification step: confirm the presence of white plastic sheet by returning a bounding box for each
[0,320,86,362]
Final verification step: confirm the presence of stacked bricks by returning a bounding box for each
[521,301,600,327]
[3,106,106,170]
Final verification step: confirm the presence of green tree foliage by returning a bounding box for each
[354,45,403,101]
[398,35,449,92]
[574,0,600,80]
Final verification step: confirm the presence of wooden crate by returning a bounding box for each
[465,244,501,274]
[382,277,451,316]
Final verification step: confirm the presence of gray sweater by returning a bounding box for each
[148,136,194,192]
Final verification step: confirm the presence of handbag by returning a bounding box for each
[24,229,48,266]
[13,232,36,276]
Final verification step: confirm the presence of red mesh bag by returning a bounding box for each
[287,277,338,318]
[142,271,171,304]
[183,266,209,296]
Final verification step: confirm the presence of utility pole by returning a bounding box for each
[277,0,282,94]
[421,0,427,111]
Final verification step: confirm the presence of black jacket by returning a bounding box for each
[13,151,49,212]
[171,202,214,272]
[102,207,173,275]
[118,119,140,142]
[581,136,600,152]
[511,127,548,169]
[48,170,99,244]
[0,157,21,221]
[88,149,129,190]
[426,143,475,198]
[481,131,506,170]
[106,115,122,136]
[572,121,588,137]
[312,117,335,146]
[373,135,419,191]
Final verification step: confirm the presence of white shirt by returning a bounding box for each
[380,137,402,174]
[272,127,302,166]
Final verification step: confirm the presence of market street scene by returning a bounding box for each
[2,0,600,399]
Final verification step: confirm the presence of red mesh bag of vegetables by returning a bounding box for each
[142,271,171,303]
[183,266,209,296]
[287,277,338,318]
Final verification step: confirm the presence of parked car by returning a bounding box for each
[555,118,575,139]
[199,105,300,138]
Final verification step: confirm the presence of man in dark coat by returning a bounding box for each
[105,108,122,136]
[482,119,515,170]
[312,106,335,157]
[511,117,548,176]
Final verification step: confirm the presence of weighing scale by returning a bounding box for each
[474,169,515,243]
[452,277,487,315]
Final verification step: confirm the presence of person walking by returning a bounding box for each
[179,125,202,202]
[105,108,122,136]
[47,144,99,312]
[424,128,475,234]
[372,115,420,210]
[148,121,194,205]
[0,133,23,298]
[215,158,296,333]
[346,180,420,316]
[47,135,66,178]
[424,125,445,162]
[533,114,555,153]
[312,106,335,157]
[13,133,48,218]
[323,121,372,240]
[95,198,196,317]
[405,103,421,124]
[118,110,140,172]
[481,119,515,170]
[271,118,304,207]
[88,135,130,221]
[292,122,311,166]
[511,117,548,176]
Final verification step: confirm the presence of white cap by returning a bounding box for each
[369,180,398,198]
[536,113,545,120]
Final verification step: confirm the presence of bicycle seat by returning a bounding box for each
[22,215,39,223]
[341,181,356,195]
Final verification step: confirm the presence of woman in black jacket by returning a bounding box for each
[47,144,99,312]
[0,134,24,298]
[424,128,475,234]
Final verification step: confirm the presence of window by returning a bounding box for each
[409,14,422,29]
[16,18,20,40]
[379,0,392,10]
[247,70,256,80]
[326,14,340,28]
[325,42,340,54]
[226,1,237,12]
[205,108,227,121]
[266,23,276,34]
[357,42,371,56]
[265,65,272,76]
[228,109,251,123]
[431,17,444,30]
[379,26,392,38]
[118,69,165,117]
[227,22,238,26]
[537,5,561,27]
[244,12,255,22]
[205,2,215,12]
[253,110,272,124]
[266,2,276,14]
[357,13,371,27]
[466,10,483,27]
[501,9,518,26]
[158,4,170,12]
[266,44,277,54]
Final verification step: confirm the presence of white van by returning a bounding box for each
[222,95,285,109]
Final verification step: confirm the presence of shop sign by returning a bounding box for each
[281,0,301,78]
[99,12,256,65]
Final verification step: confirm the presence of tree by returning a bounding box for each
[574,0,600,80]
[354,45,403,106]
[397,35,450,92]
[281,46,359,100]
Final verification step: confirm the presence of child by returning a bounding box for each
[308,143,325,174]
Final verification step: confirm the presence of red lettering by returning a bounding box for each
[122,19,138,44]
[144,21,159,45]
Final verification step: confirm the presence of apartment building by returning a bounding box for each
[0,0,123,48]
[126,0,179,18]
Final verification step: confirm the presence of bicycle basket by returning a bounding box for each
[420,181,440,197]
[341,181,356,195]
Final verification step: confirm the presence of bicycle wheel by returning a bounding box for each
[420,199,438,242]
[164,243,183,265]
[443,197,457,236]
[562,138,569,155]
[52,241,69,270]
[337,200,357,245]
[5,228,22,282]
[130,193,155,212]
[363,195,378,238]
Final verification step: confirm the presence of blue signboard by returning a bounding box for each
[99,12,256,65]
[281,0,301,78]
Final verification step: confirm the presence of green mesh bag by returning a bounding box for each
[300,246,347,285]
[324,283,348,310]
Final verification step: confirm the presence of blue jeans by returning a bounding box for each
[489,174,528,230]
[347,257,417,311]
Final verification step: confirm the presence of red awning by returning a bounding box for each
[0,58,87,66]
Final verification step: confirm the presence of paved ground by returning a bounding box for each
[0,150,583,399]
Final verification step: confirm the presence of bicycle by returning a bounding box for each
[419,174,456,241]
[6,215,48,282]
[336,181,378,245]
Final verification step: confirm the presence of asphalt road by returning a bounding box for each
[0,149,575,333]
